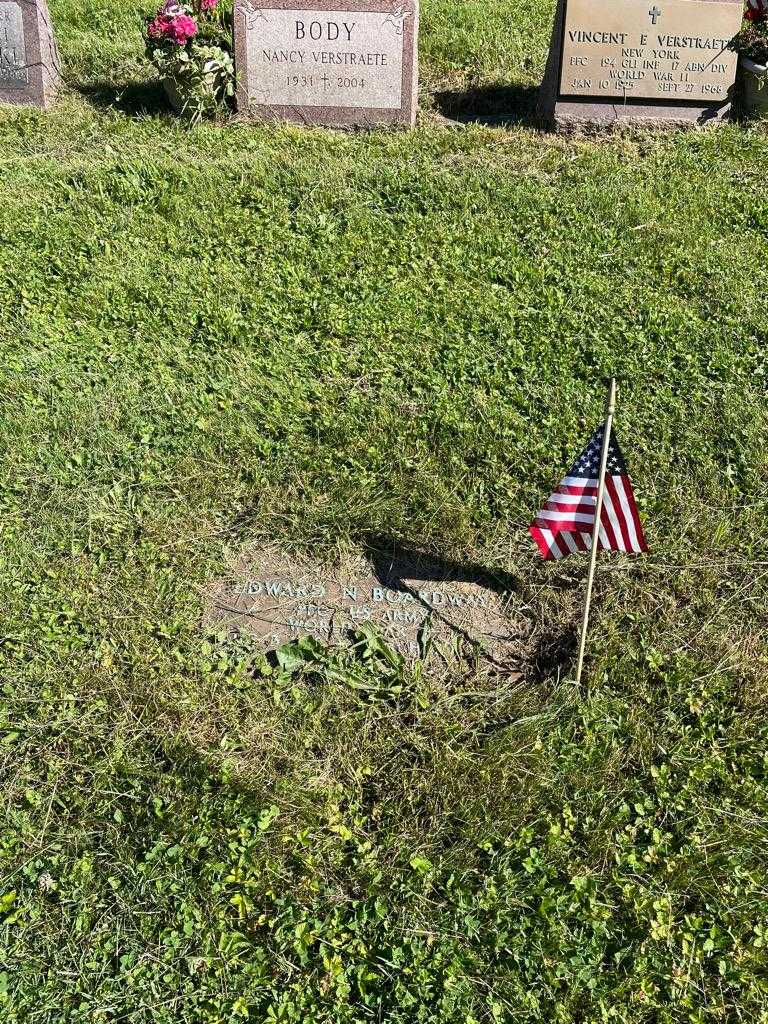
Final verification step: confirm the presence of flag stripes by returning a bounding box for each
[529,425,648,562]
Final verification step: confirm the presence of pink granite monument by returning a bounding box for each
[0,0,62,109]
[234,0,418,127]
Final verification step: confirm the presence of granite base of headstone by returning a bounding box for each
[0,0,62,109]
[538,0,743,129]
[234,0,419,127]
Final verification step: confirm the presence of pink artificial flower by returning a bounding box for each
[147,11,198,44]
[147,15,170,38]
[169,14,198,43]
[200,0,219,10]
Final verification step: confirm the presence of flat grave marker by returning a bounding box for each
[205,546,520,669]
[234,0,418,127]
[539,0,744,128]
[0,0,61,108]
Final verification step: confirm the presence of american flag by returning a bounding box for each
[530,424,648,561]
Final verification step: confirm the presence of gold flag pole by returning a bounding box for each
[575,378,617,687]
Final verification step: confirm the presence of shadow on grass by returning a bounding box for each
[432,82,540,128]
[362,533,522,598]
[528,625,578,684]
[77,79,171,117]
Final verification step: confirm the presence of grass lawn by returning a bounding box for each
[1,1,768,1021]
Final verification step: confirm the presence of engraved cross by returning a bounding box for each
[648,6,662,23]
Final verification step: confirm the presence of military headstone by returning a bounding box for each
[234,0,418,127]
[204,546,521,669]
[538,0,743,128]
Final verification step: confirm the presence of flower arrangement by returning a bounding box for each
[145,0,234,122]
[733,0,768,65]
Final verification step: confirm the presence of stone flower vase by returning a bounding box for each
[163,76,188,116]
[162,73,220,122]
[161,54,233,122]
[742,57,768,116]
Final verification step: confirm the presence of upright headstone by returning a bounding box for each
[538,0,743,129]
[234,0,418,127]
[0,0,61,108]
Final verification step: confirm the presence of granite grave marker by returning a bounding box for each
[234,0,418,126]
[0,0,61,108]
[539,0,743,128]
[205,546,521,669]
